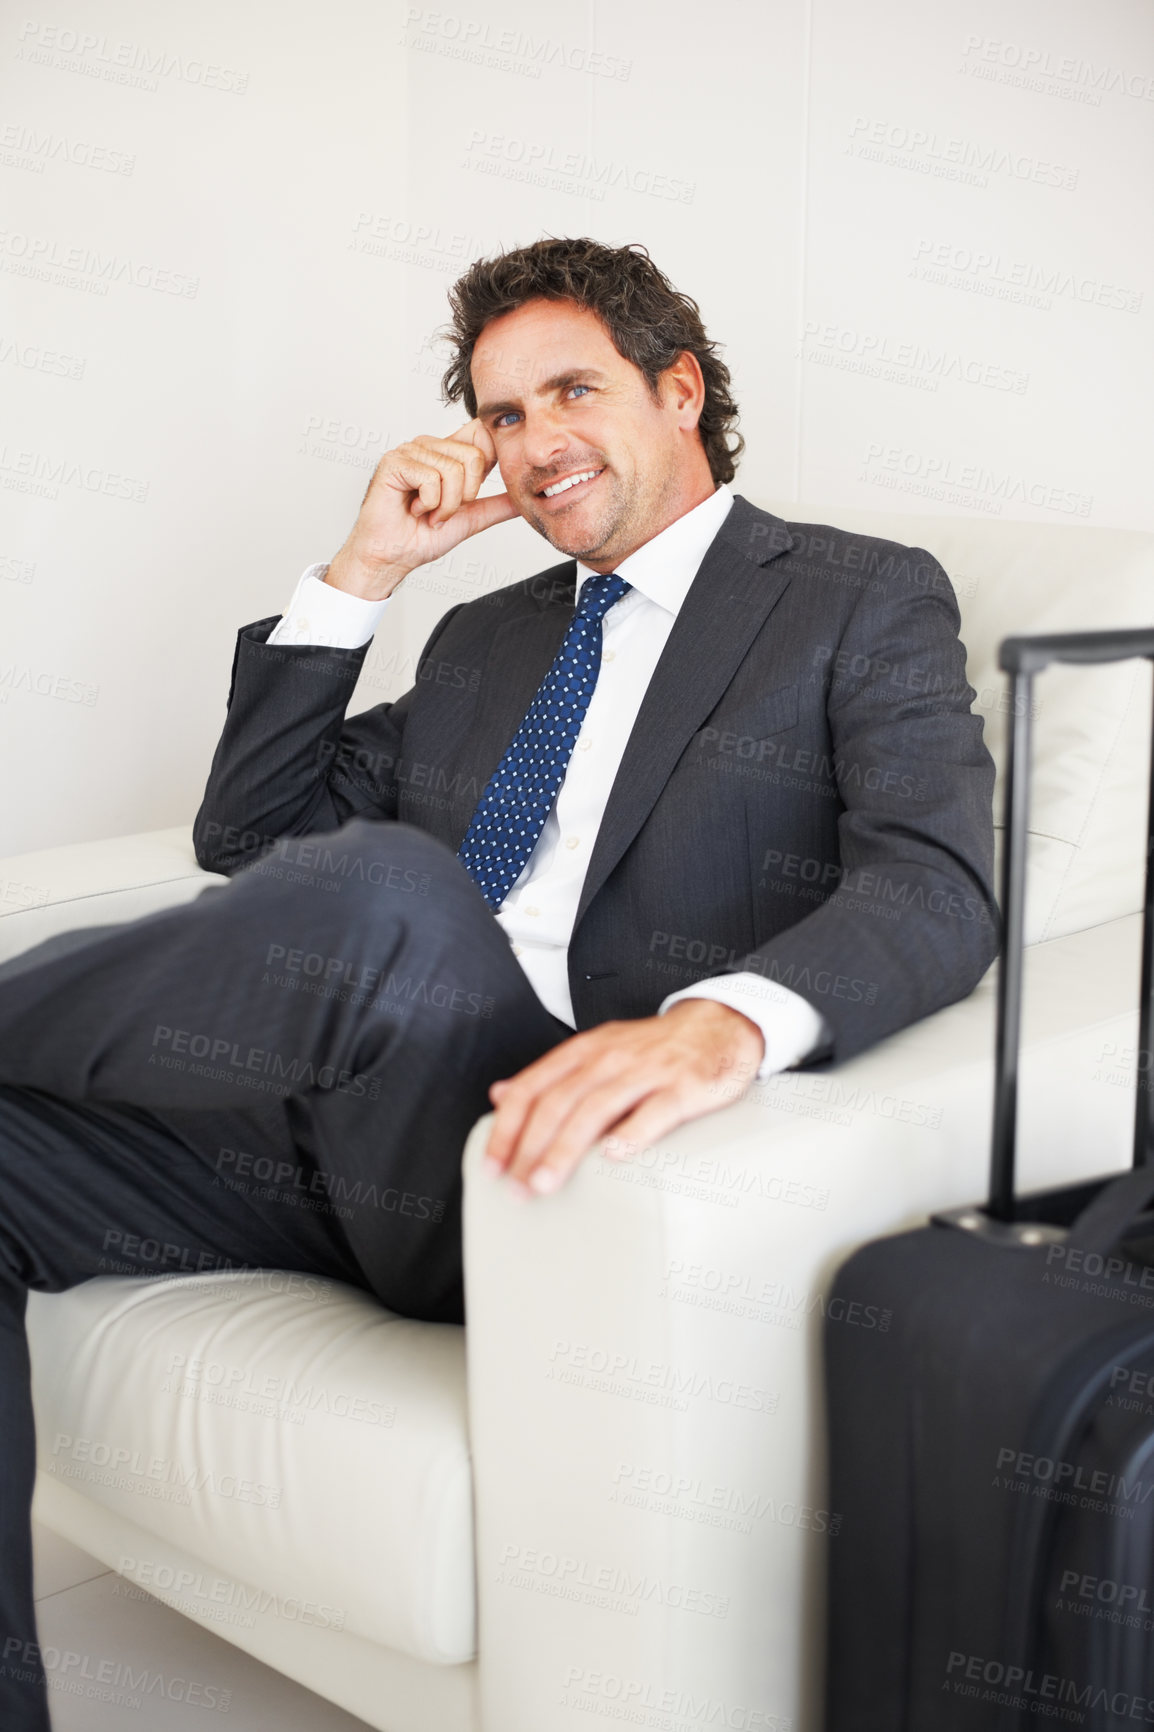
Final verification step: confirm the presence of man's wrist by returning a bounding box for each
[660,973,828,1080]
[662,996,766,1067]
[325,545,410,603]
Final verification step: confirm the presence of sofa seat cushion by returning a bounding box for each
[26,1270,476,1664]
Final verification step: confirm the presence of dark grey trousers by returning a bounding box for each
[0,819,569,1730]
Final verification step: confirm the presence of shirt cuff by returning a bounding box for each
[658,973,831,1080]
[266,563,390,649]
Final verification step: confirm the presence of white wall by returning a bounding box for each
[1,0,1151,856]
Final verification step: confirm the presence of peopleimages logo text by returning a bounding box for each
[946,1650,1154,1722]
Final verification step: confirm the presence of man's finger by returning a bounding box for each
[485,1052,593,1170]
[385,452,446,518]
[486,1033,642,1172]
[502,1066,631,1177]
[425,423,499,496]
[485,1033,601,1164]
[454,416,499,468]
[601,1092,698,1162]
[506,1072,658,1186]
[445,491,519,538]
[520,1082,685,1196]
[392,442,466,524]
[386,441,475,522]
[425,455,467,527]
[411,434,488,505]
[527,1079,708,1196]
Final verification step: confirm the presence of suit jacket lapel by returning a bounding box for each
[574,496,795,928]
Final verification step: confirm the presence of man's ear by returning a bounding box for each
[662,350,706,428]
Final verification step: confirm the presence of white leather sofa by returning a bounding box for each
[1,503,1150,1732]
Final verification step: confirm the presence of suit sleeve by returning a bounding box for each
[192,606,464,875]
[728,552,999,1062]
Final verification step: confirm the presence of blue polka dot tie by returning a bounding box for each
[457,571,632,909]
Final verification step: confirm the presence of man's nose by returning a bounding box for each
[517,407,570,473]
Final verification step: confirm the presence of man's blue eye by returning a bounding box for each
[493,387,587,428]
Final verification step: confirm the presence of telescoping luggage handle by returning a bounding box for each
[988,628,1154,1222]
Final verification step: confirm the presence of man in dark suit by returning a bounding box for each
[189,237,996,1201]
[0,237,994,1730]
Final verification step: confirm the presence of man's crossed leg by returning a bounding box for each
[0,819,567,1730]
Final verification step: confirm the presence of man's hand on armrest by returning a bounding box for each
[482,999,767,1200]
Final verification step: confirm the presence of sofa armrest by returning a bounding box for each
[0,827,222,963]
[462,917,1140,1732]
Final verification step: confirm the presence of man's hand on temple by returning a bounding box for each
[325,417,520,602]
[482,999,766,1198]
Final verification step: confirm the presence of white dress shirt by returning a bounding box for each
[267,485,828,1078]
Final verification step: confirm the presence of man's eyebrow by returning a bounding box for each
[476,367,608,420]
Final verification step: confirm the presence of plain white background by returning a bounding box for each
[1,0,1151,856]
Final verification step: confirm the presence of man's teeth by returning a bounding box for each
[542,469,600,498]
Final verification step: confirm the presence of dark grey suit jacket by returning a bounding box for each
[193,495,997,1061]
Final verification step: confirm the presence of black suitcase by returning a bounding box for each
[823,627,1154,1732]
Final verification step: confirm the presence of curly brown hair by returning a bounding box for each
[439,236,743,486]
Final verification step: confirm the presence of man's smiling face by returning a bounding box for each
[470,297,714,572]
